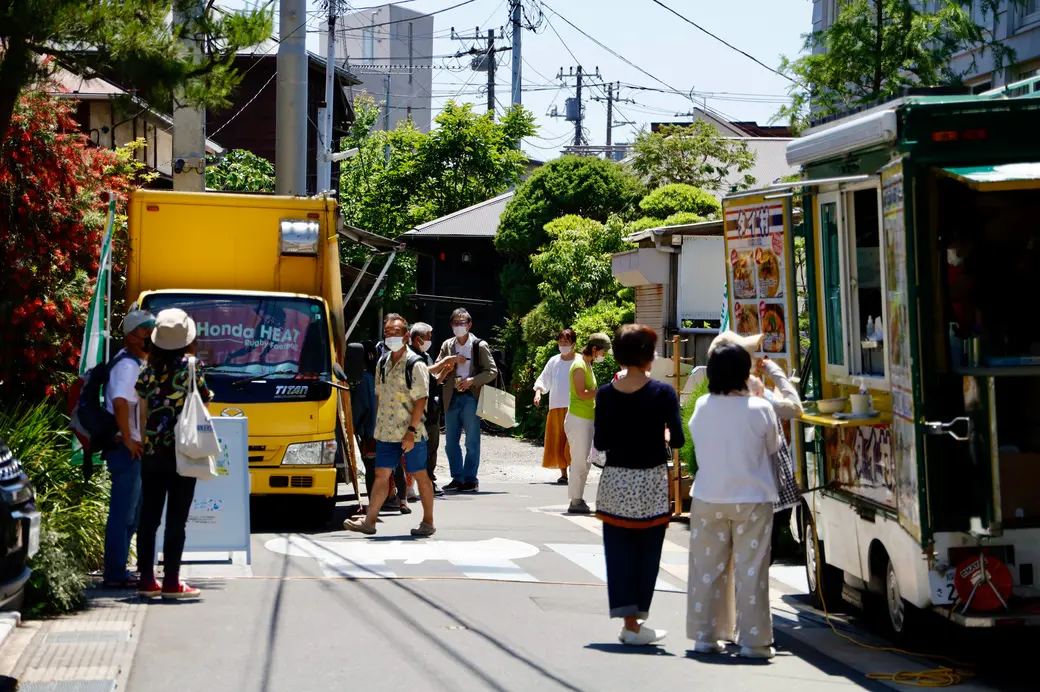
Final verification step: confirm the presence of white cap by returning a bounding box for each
[708,330,763,356]
[122,310,155,335]
[151,308,197,350]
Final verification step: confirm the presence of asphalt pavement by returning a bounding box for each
[6,435,1037,691]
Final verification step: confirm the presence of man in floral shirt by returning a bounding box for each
[343,314,436,537]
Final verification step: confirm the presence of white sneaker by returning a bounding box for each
[621,625,666,646]
[693,639,726,654]
[739,645,775,659]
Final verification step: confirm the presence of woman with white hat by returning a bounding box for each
[134,308,211,599]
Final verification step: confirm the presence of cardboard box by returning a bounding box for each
[999,452,1040,523]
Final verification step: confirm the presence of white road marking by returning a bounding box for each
[264,535,540,581]
[546,543,684,593]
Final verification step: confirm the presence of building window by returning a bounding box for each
[362,26,375,63]
[1022,0,1040,27]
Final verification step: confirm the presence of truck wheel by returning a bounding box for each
[804,512,844,611]
[311,497,337,529]
[876,556,924,640]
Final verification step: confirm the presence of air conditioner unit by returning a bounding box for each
[786,110,898,167]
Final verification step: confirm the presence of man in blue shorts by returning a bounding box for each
[343,313,436,537]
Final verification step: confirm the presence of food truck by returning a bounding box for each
[720,87,1040,635]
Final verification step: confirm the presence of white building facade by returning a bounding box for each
[323,3,435,132]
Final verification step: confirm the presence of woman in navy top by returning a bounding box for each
[593,324,685,646]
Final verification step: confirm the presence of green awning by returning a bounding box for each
[938,163,1040,191]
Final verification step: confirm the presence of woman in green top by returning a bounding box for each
[564,332,612,514]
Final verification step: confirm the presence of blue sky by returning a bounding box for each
[231,0,812,157]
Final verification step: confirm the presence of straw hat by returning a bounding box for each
[708,330,763,356]
[151,308,197,350]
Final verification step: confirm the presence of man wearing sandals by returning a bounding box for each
[344,314,437,537]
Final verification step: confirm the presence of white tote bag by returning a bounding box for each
[476,384,517,429]
[174,357,219,481]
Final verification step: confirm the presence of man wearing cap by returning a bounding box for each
[565,332,612,514]
[101,309,155,588]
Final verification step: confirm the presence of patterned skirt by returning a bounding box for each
[542,407,571,470]
[595,463,671,529]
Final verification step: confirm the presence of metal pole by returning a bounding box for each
[573,65,583,146]
[606,82,613,148]
[487,29,495,117]
[383,74,391,162]
[511,0,522,106]
[172,2,206,192]
[343,254,374,306]
[317,8,337,194]
[277,0,308,195]
[346,251,397,342]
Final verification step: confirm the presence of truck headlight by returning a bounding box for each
[283,440,337,465]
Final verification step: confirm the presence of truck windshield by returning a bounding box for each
[141,294,332,380]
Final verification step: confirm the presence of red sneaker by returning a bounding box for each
[161,582,201,599]
[137,579,162,598]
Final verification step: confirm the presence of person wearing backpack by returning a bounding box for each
[437,308,498,493]
[409,322,457,497]
[343,314,436,537]
[100,309,155,588]
[134,309,212,599]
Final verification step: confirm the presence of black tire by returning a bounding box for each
[310,497,337,529]
[803,511,844,611]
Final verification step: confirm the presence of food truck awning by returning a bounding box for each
[937,162,1040,191]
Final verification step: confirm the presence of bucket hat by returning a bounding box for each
[151,308,197,350]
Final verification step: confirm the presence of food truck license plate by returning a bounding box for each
[928,569,956,605]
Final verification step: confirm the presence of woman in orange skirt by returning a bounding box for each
[534,329,577,483]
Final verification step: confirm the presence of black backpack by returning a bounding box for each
[378,350,425,390]
[70,351,140,452]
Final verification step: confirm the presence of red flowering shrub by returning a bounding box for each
[0,90,141,405]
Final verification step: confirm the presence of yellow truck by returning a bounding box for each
[126,190,367,523]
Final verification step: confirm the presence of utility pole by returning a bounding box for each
[487,29,495,116]
[451,27,510,118]
[277,0,308,195]
[317,0,338,194]
[605,82,613,147]
[574,65,582,146]
[172,1,206,192]
[383,74,391,162]
[510,0,522,106]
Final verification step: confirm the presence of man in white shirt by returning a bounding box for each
[102,309,154,588]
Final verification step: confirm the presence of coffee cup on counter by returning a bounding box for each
[850,393,872,415]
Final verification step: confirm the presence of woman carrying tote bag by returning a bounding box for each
[135,309,212,599]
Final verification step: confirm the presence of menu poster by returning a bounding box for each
[724,199,794,382]
[881,160,921,542]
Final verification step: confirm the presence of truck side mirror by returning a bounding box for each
[342,343,366,384]
[332,363,348,382]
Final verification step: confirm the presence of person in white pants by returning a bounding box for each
[563,332,612,514]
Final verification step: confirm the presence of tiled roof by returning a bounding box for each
[401,191,514,239]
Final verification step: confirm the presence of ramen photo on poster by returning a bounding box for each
[755,247,783,298]
[760,302,786,353]
[734,301,761,336]
[731,250,757,299]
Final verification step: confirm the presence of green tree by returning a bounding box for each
[205,149,275,193]
[630,122,756,193]
[638,183,721,219]
[338,96,536,317]
[0,1,273,138]
[778,1,1025,131]
[530,215,632,323]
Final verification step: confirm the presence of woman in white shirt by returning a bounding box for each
[687,341,781,660]
[533,329,577,484]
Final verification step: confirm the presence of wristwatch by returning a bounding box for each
[407,425,417,434]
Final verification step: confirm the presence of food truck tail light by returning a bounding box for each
[146,205,160,212]
[932,130,959,142]
[961,129,987,140]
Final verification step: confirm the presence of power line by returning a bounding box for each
[210,72,277,138]
[646,0,796,83]
[338,0,479,31]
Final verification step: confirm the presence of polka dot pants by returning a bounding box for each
[686,501,773,648]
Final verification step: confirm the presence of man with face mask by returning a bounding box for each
[101,308,155,588]
[437,308,498,492]
[409,323,456,496]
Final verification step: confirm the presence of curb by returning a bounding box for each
[0,612,20,653]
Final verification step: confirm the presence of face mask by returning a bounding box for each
[384,336,405,352]
[453,326,468,338]
[419,340,432,353]
[559,345,573,355]
[594,354,606,364]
